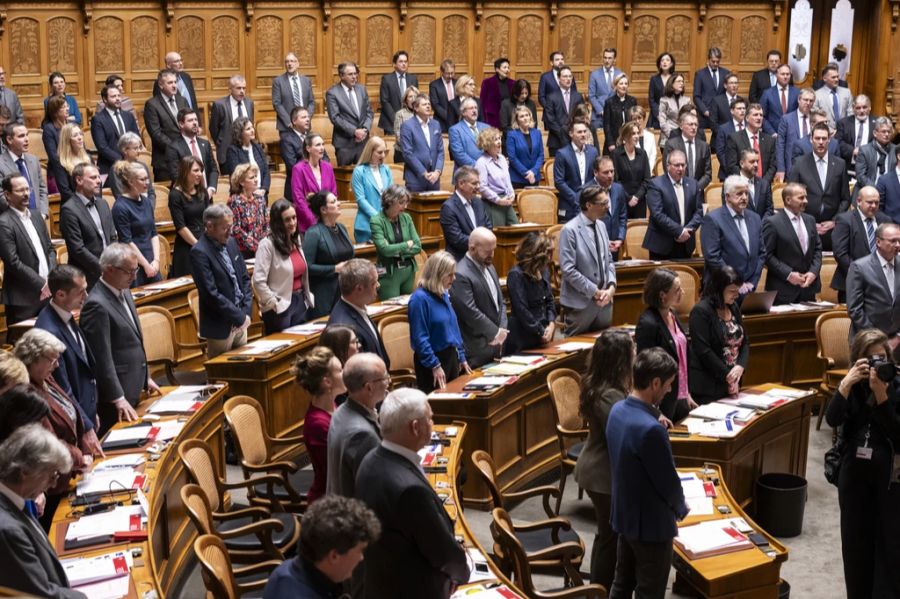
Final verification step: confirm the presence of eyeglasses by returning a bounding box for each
[368,374,392,386]
[114,265,140,276]
[42,354,60,366]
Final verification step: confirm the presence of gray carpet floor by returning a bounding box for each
[178,418,845,598]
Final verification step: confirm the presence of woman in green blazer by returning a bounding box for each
[370,184,422,300]
[301,191,355,318]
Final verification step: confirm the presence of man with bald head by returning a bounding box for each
[762,182,822,304]
[450,227,508,367]
[833,185,891,302]
[150,52,197,109]
[209,74,254,172]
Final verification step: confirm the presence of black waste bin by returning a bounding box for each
[754,473,807,537]
[779,579,791,598]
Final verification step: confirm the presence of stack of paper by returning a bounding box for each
[146,389,205,414]
[366,304,393,316]
[154,419,186,441]
[462,376,517,390]
[62,551,132,599]
[763,387,808,399]
[679,473,714,515]
[554,341,594,352]
[91,454,145,472]
[675,519,754,559]
[689,403,756,424]
[428,392,476,400]
[65,505,146,543]
[143,277,192,291]
[282,322,328,336]
[688,419,743,438]
[76,469,145,496]
[451,585,523,598]
[482,362,534,376]
[381,294,412,306]
[240,340,293,354]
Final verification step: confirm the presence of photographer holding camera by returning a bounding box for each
[826,328,900,599]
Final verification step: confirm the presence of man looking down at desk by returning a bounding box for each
[847,222,900,344]
[356,388,471,598]
[327,259,391,369]
[606,348,688,599]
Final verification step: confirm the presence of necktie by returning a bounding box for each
[564,90,570,113]
[592,222,606,286]
[831,90,840,121]
[347,87,358,116]
[752,135,762,177]
[748,180,756,206]
[686,140,695,178]
[399,74,406,95]
[886,262,896,300]
[866,218,876,253]
[780,88,787,114]
[446,79,454,100]
[855,120,865,148]
[237,101,245,118]
[712,69,718,88]
[738,121,744,131]
[69,319,86,354]
[794,214,808,253]
[114,109,125,137]
[469,123,478,139]
[817,158,827,189]
[735,214,750,252]
[673,181,685,226]
[291,77,302,106]
[802,115,809,137]
[15,158,35,209]
[606,70,613,88]
[120,293,136,328]
[168,96,177,118]
[190,137,201,160]
[463,200,476,229]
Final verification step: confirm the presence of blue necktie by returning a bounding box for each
[866,218,876,254]
[831,90,840,122]
[15,158,35,209]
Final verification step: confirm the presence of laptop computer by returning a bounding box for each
[740,290,777,314]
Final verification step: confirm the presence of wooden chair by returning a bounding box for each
[223,395,312,513]
[27,129,47,163]
[213,179,231,204]
[157,235,172,284]
[153,185,170,219]
[55,245,68,265]
[516,188,558,225]
[377,314,418,387]
[815,310,852,430]
[757,266,768,292]
[546,224,564,292]
[772,184,785,210]
[193,534,282,599]
[546,369,589,514]
[541,158,555,188]
[177,440,300,562]
[388,162,405,183]
[704,183,723,211]
[101,187,115,210]
[817,259,839,303]
[492,508,603,598]
[269,172,286,202]
[256,119,281,167]
[337,204,358,243]
[694,225,704,257]
[135,305,205,385]
[667,263,701,321]
[624,219,649,260]
[413,249,428,289]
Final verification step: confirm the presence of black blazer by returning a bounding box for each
[749,68,775,104]
[830,209,892,291]
[59,194,117,286]
[648,74,666,128]
[602,94,638,154]
[327,298,391,369]
[688,298,749,405]
[189,234,253,340]
[0,207,56,309]
[143,93,189,181]
[439,193,492,261]
[224,143,271,193]
[504,266,556,355]
[745,176,775,219]
[542,90,585,154]
[762,210,823,304]
[152,71,198,109]
[786,152,851,226]
[611,145,652,201]
[378,72,420,134]
[91,107,140,175]
[279,129,305,203]
[724,129,777,184]
[208,96,255,169]
[164,136,219,190]
[428,77,457,132]
[635,307,690,421]
[835,115,876,164]
[355,446,469,599]
[664,135,712,191]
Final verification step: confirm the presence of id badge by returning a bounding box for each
[856,446,873,460]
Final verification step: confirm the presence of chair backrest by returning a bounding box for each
[705,183,723,210]
[377,314,415,372]
[541,158,555,188]
[624,219,649,260]
[27,129,47,162]
[816,310,852,370]
[772,184,785,210]
[516,188,558,226]
[546,368,584,433]
[255,119,280,147]
[757,266,767,292]
[269,172,287,203]
[470,449,505,509]
[187,288,201,332]
[181,483,216,535]
[136,305,178,366]
[153,185,171,218]
[194,534,240,599]
[818,260,839,303]
[213,179,231,204]
[413,250,428,288]
[102,187,116,210]
[491,507,537,595]
[223,395,273,468]
[694,225,703,257]
[338,204,358,243]
[178,439,226,512]
[667,264,701,320]
[55,244,68,265]
[546,224,564,290]
[158,235,172,280]
[388,163,405,184]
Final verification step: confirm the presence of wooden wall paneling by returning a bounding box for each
[555,6,625,105]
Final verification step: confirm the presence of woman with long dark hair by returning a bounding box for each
[648,52,675,129]
[505,232,556,353]
[168,155,211,277]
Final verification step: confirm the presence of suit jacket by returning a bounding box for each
[876,170,900,223]
[439,192,492,261]
[836,115,877,165]
[688,297,749,402]
[60,194,117,286]
[854,141,895,191]
[815,85,854,128]
[399,117,444,191]
[80,279,148,408]
[790,135,841,165]
[538,69,577,107]
[700,206,766,289]
[448,120,489,170]
[351,163,395,238]
[693,66,731,128]
[300,222,352,317]
[744,176,775,219]
[208,96,255,169]
[152,71,197,109]
[505,266,556,355]
[0,207,56,308]
[610,145,651,203]
[749,68,777,104]
[664,135,712,190]
[715,120,741,178]
[847,251,900,338]
[429,77,457,132]
[588,66,624,127]
[606,397,688,543]
[602,94,638,153]
[634,308,688,421]
[271,73,315,132]
[0,493,85,598]
[642,175,704,256]
[224,143,270,193]
[190,234,252,340]
[775,110,809,174]
[648,74,666,128]
[42,123,69,201]
[724,128,776,184]
[325,398,381,497]
[0,152,48,216]
[479,74,515,129]
[325,84,374,150]
[759,85,800,134]
[143,92,189,181]
[90,107,140,175]
[505,128,544,186]
[327,298,391,369]
[356,446,469,598]
[0,86,24,124]
[786,153,851,224]
[378,71,420,134]
[164,135,219,191]
[598,180,628,241]
[559,212,617,310]
[542,89,585,154]
[762,210,823,303]
[832,209,892,291]
[554,143,600,221]
[709,94,741,136]
[450,255,508,368]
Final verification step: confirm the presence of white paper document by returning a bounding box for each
[91,454,145,471]
[76,469,144,496]
[281,322,328,336]
[241,340,293,354]
[675,519,753,559]
[555,341,594,352]
[103,426,154,444]
[61,550,132,587]
[689,403,755,422]
[65,505,146,541]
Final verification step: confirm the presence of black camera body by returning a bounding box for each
[868,357,898,383]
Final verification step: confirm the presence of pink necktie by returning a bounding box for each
[794,215,808,254]
[446,80,454,100]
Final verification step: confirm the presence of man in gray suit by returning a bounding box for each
[559,185,617,336]
[378,50,419,135]
[0,66,23,124]
[208,74,254,171]
[450,228,508,368]
[60,164,117,288]
[847,222,900,343]
[80,243,160,433]
[814,63,853,129]
[272,53,315,133]
[325,62,374,166]
[854,117,896,193]
[0,123,48,216]
[143,68,189,182]
[326,352,388,497]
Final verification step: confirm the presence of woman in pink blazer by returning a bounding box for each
[291,133,337,233]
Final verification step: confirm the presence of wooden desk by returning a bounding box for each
[743,307,834,388]
[493,223,548,275]
[352,234,443,263]
[408,191,451,238]
[611,258,706,326]
[670,384,817,509]
[673,465,788,598]
[133,278,205,366]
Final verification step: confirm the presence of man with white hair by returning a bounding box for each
[450,227,508,368]
[355,389,470,598]
[208,74,255,172]
[448,97,489,170]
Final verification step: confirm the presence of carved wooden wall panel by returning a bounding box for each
[256,16,283,69]
[131,17,161,73]
[409,16,436,66]
[484,16,510,67]
[333,15,360,66]
[442,14,469,68]
[708,16,734,63]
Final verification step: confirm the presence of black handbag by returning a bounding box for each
[824,428,844,486]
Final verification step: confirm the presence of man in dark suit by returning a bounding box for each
[708,73,741,152]
[701,175,766,294]
[543,66,584,157]
[554,121,599,222]
[0,174,55,323]
[693,47,730,130]
[715,96,747,179]
[143,68,189,182]
[876,145,900,223]
[80,243,158,431]
[208,74,254,172]
[738,149,774,219]
[91,84,139,176]
[606,348,688,598]
[152,51,198,109]
[594,155,627,257]
[775,87,817,180]
[835,94,877,169]
[327,259,391,368]
[663,112,712,191]
[787,123,851,250]
[0,123,48,216]
[759,64,799,135]
[538,50,578,107]
[429,59,457,133]
[724,103,776,184]
[0,65,24,124]
[164,107,219,196]
[847,222,900,340]
[399,94,444,192]
[355,389,470,598]
[855,117,895,194]
[189,204,252,358]
[749,49,782,104]
[440,166,492,260]
[271,52,316,132]
[833,186,891,302]
[789,108,841,165]
[762,182,823,304]
[378,51,419,135]
[279,106,311,203]
[325,62,374,166]
[642,150,704,259]
[450,228,508,368]
[60,164,116,288]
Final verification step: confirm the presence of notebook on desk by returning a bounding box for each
[740,291,776,314]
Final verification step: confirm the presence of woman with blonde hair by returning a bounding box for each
[42,97,74,198]
[112,160,160,285]
[474,127,518,226]
[448,74,484,126]
[55,124,94,200]
[228,163,268,259]
[351,136,393,243]
[506,105,544,188]
[392,85,420,164]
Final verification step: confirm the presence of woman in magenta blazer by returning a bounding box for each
[291,133,337,233]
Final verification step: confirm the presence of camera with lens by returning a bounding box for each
[868,357,899,382]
